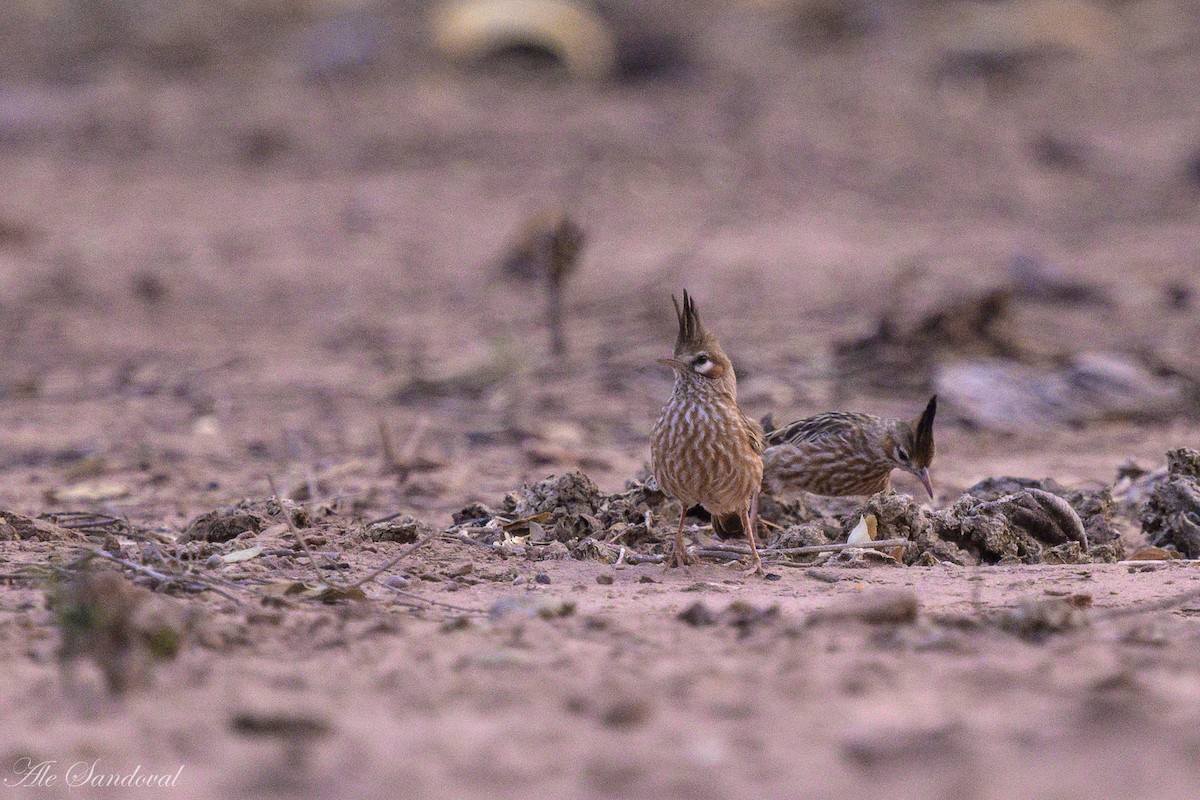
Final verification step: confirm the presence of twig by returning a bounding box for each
[83,549,241,604]
[383,585,487,615]
[700,538,909,557]
[267,475,334,587]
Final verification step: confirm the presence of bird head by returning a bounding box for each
[657,291,737,396]
[886,395,937,498]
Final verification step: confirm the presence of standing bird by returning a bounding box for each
[712,396,938,538]
[651,292,767,574]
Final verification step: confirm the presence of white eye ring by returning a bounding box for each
[693,355,713,374]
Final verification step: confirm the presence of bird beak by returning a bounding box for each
[657,358,685,370]
[916,467,934,499]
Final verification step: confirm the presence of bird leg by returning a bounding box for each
[668,508,693,569]
[741,491,765,577]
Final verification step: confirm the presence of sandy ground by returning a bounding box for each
[2,0,1200,797]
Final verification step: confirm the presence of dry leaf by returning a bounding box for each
[222,546,263,563]
[46,482,131,503]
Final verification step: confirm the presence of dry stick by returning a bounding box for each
[378,418,399,471]
[383,585,487,615]
[699,538,909,557]
[85,549,242,604]
[350,525,443,590]
[267,475,340,589]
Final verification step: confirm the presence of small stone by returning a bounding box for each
[596,573,614,585]
[512,575,527,585]
[638,575,656,584]
[535,573,551,584]
[383,575,409,589]
[205,554,222,569]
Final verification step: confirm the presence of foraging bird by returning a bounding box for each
[651,291,767,574]
[712,396,938,538]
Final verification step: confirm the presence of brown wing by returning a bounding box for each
[765,411,878,448]
[740,410,765,456]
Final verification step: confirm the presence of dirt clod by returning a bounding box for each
[369,514,430,543]
[0,510,81,542]
[179,507,269,543]
[1142,449,1200,557]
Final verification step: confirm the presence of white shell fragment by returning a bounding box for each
[431,0,617,81]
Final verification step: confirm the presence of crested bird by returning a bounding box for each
[712,396,938,538]
[650,291,767,574]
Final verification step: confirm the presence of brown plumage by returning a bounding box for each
[713,396,938,538]
[651,291,767,574]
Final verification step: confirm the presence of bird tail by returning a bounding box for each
[711,513,744,540]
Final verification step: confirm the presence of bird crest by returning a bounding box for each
[671,290,717,356]
[911,395,937,466]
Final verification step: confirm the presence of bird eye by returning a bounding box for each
[896,447,910,463]
[693,355,710,367]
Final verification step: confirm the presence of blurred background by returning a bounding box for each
[0,0,1197,525]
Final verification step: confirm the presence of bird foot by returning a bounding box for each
[741,554,765,577]
[666,547,694,570]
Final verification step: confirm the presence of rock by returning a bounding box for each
[1142,449,1200,557]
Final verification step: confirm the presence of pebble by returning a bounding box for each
[205,554,223,569]
[535,573,551,584]
[596,573,614,585]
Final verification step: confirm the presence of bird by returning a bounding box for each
[712,396,938,538]
[650,291,767,574]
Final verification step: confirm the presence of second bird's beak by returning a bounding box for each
[916,467,934,499]
[658,357,685,370]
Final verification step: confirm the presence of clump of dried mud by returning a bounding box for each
[1141,448,1200,557]
[439,453,1181,568]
